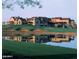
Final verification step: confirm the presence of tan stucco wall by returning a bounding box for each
[9,18,15,21]
[51,18,69,25]
[27,18,36,26]
[32,18,36,26]
[17,19,22,25]
[9,17,22,25]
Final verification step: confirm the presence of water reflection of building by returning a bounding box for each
[2,33,75,43]
[2,36,22,42]
[25,36,35,43]
[13,36,22,42]
[36,35,50,43]
[50,34,74,42]
[2,36,10,40]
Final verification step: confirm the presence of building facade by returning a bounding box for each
[27,17,50,26]
[8,16,76,28]
[9,17,27,25]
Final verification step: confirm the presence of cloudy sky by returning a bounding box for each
[2,0,77,22]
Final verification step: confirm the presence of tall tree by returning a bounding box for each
[2,0,42,9]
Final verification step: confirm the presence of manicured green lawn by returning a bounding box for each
[2,25,77,32]
[44,27,77,32]
[2,40,77,56]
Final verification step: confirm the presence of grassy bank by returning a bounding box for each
[3,40,77,59]
[2,25,76,32]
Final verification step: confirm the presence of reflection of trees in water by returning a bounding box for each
[2,33,76,43]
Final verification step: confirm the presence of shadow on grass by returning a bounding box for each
[3,54,77,59]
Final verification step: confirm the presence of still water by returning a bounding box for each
[2,33,77,49]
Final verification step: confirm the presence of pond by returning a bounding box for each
[2,32,77,49]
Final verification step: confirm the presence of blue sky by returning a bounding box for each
[2,0,77,22]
